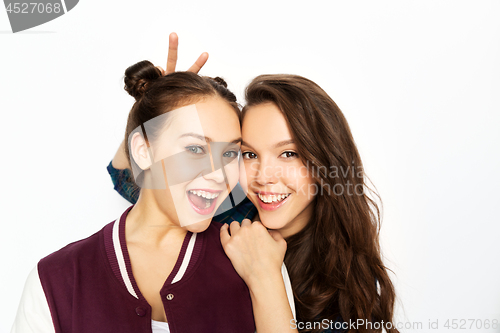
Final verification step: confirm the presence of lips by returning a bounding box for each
[255,191,292,211]
[187,189,222,215]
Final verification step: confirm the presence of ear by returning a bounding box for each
[130,132,153,170]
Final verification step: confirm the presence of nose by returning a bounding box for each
[202,163,226,184]
[254,159,278,186]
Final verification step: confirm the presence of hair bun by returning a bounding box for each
[209,76,228,88]
[124,60,162,100]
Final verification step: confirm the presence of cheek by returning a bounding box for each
[299,177,318,204]
[283,166,317,201]
[299,174,319,198]
[167,182,190,212]
[151,188,180,222]
[222,161,238,187]
[240,160,257,191]
[282,165,306,189]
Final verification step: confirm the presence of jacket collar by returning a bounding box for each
[104,205,201,300]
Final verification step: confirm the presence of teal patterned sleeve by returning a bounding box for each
[212,197,256,225]
[107,161,140,204]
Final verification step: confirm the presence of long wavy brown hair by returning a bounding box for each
[243,75,398,333]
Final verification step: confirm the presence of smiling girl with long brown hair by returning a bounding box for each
[221,74,398,333]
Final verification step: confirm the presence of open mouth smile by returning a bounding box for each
[256,192,291,211]
[187,189,222,215]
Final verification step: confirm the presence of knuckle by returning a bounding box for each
[251,221,262,228]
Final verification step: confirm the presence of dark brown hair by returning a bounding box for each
[123,60,240,172]
[243,74,398,333]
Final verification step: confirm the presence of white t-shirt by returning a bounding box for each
[151,320,170,333]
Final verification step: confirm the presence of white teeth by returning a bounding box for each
[258,193,290,203]
[189,190,220,199]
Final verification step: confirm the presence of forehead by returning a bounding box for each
[242,102,291,145]
[146,97,241,143]
[196,97,241,141]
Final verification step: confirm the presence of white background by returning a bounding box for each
[1,1,499,332]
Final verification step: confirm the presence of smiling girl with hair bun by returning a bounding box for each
[11,56,259,333]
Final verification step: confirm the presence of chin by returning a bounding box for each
[184,218,212,233]
[257,213,288,231]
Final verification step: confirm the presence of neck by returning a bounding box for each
[125,189,187,248]
[279,217,309,239]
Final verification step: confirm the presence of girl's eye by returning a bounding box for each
[223,150,239,158]
[280,151,298,159]
[242,152,257,159]
[186,145,205,154]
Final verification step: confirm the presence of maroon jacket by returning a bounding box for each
[37,206,256,333]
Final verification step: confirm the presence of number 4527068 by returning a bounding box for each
[6,3,62,14]
[444,319,498,330]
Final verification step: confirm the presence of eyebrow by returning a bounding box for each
[241,139,294,150]
[241,141,254,150]
[273,139,294,149]
[232,138,242,144]
[179,132,242,144]
[179,132,210,142]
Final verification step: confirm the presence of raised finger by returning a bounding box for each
[187,52,209,73]
[156,66,166,76]
[166,32,178,74]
